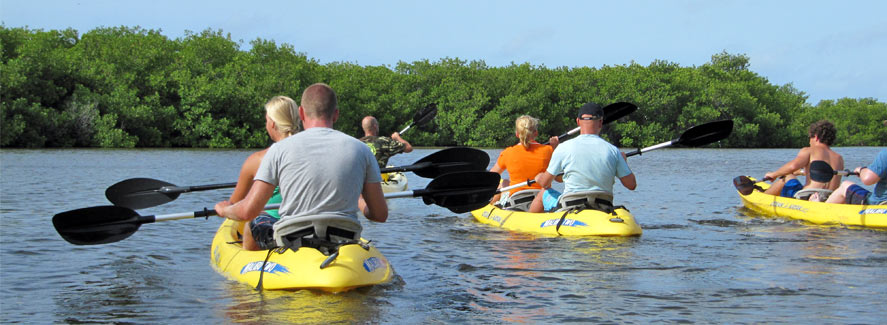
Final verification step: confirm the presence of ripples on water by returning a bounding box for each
[1,147,885,323]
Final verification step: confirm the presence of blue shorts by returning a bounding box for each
[780,179,803,198]
[845,184,871,205]
[542,188,562,211]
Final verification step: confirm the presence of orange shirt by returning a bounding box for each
[496,143,554,194]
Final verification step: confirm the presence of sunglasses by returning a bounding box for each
[578,116,602,120]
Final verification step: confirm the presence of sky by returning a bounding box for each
[2,0,885,104]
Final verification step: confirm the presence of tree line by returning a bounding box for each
[2,26,885,149]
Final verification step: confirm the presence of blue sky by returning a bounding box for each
[2,0,885,104]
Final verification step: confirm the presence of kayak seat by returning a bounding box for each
[272,215,363,255]
[555,191,614,213]
[793,188,833,202]
[502,189,540,211]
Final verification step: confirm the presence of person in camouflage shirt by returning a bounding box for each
[360,116,413,169]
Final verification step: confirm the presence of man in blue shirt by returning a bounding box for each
[825,149,887,205]
[529,102,637,212]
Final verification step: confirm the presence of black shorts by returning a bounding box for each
[250,214,279,250]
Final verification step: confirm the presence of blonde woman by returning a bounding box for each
[489,115,558,210]
[228,96,300,250]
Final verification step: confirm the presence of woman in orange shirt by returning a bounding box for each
[489,115,558,209]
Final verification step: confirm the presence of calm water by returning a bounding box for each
[1,147,885,324]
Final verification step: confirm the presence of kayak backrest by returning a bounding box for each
[556,191,614,212]
[272,215,363,251]
[502,189,540,211]
[793,188,833,202]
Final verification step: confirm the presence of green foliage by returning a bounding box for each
[2,26,885,148]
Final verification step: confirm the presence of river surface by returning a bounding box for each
[1,147,885,324]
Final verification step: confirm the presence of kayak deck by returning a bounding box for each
[210,219,394,292]
[736,177,887,228]
[381,171,408,193]
[471,204,642,236]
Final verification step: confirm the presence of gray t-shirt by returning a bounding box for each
[255,127,383,221]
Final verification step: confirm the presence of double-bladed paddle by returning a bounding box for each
[501,119,734,193]
[399,103,438,134]
[105,147,490,210]
[624,119,733,157]
[55,171,501,246]
[733,169,859,196]
[542,102,638,145]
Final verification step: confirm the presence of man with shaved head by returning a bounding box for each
[360,115,413,169]
[216,83,388,250]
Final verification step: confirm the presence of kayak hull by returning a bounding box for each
[471,204,642,236]
[736,177,887,228]
[210,219,394,292]
[381,171,408,193]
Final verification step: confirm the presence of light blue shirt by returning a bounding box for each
[546,134,632,195]
[867,149,887,204]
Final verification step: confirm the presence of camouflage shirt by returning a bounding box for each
[360,135,406,169]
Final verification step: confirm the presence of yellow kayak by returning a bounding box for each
[381,171,408,193]
[210,219,394,292]
[471,204,642,236]
[735,177,887,228]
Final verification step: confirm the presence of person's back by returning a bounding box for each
[360,134,406,168]
[549,134,629,194]
[531,102,635,212]
[260,127,379,221]
[360,116,412,169]
[214,83,387,251]
[498,142,553,194]
[764,120,844,198]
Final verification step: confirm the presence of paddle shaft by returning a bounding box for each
[384,188,494,199]
[542,102,638,145]
[160,182,236,193]
[399,104,438,134]
[625,140,675,157]
[149,204,281,223]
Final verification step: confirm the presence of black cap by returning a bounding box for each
[577,102,604,119]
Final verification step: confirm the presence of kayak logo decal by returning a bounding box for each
[860,208,887,215]
[770,201,808,213]
[363,257,387,272]
[540,218,588,228]
[240,262,289,275]
[213,246,220,265]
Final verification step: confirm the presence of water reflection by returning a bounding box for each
[219,282,386,324]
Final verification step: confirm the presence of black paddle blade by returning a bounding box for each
[676,120,733,147]
[733,176,758,196]
[603,102,638,124]
[420,171,501,213]
[106,178,181,210]
[414,103,438,126]
[412,147,490,179]
[53,206,143,245]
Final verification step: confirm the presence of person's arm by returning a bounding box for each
[619,173,637,190]
[535,171,556,189]
[359,182,388,222]
[857,166,882,186]
[765,148,811,180]
[215,180,275,222]
[547,136,559,150]
[391,132,413,153]
[228,150,265,203]
[617,151,636,190]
